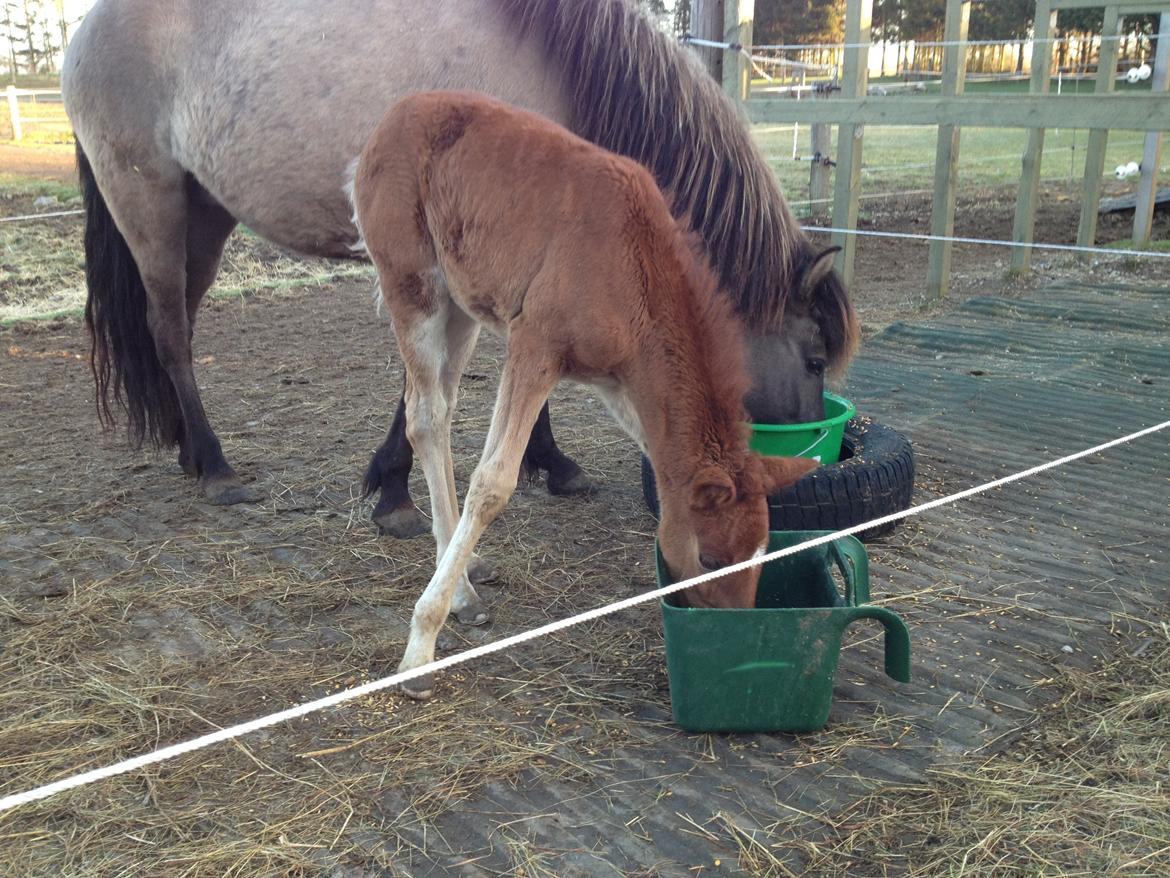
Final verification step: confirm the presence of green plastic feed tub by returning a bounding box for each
[750,392,856,462]
[658,531,911,733]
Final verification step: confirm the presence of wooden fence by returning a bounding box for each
[3,86,66,142]
[700,0,1169,299]
[775,30,1156,79]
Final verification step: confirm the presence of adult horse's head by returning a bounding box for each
[658,451,816,609]
[743,245,858,424]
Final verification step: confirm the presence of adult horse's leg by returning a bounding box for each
[80,150,251,504]
[400,332,560,699]
[366,397,590,539]
[521,404,592,495]
[178,190,246,485]
[363,388,430,538]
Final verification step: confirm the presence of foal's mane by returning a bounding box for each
[498,0,859,374]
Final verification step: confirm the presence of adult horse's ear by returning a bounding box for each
[800,246,842,301]
[759,456,818,494]
[690,466,737,512]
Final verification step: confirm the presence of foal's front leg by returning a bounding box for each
[399,341,560,699]
[365,388,499,585]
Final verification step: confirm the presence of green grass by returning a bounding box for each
[0,173,78,202]
[751,121,1163,213]
[1106,237,1170,252]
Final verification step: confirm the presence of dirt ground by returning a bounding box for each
[1,150,1168,876]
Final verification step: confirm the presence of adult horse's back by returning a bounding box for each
[63,0,857,507]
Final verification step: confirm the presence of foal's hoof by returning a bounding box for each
[547,466,593,496]
[467,555,499,585]
[399,673,435,701]
[203,479,262,506]
[372,504,430,539]
[451,600,490,626]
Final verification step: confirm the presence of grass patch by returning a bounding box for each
[751,122,1164,214]
[0,173,78,202]
[1105,237,1170,253]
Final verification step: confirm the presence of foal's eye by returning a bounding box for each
[805,357,827,377]
[699,553,726,572]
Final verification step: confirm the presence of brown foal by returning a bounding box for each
[349,92,815,699]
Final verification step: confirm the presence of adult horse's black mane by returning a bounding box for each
[499,0,859,374]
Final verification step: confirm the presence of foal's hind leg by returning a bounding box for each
[392,290,489,628]
[103,167,252,504]
[400,333,560,699]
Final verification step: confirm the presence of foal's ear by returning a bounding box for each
[689,466,737,512]
[800,246,842,301]
[759,455,818,493]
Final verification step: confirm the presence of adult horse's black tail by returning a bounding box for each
[77,143,182,449]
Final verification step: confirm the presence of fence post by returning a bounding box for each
[831,0,873,288]
[5,85,21,142]
[691,0,725,82]
[1133,11,1170,244]
[722,0,754,102]
[809,122,832,218]
[1010,0,1056,272]
[1077,6,1123,247]
[925,0,971,299]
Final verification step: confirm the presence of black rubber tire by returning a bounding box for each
[641,416,915,542]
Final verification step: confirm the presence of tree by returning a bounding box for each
[755,0,844,47]
[1,0,62,76]
[969,0,1032,40]
[673,0,691,37]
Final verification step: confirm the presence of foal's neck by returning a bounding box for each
[622,273,746,499]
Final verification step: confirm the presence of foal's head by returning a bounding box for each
[649,222,819,608]
[659,447,816,609]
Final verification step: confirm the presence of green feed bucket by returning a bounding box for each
[657,531,911,733]
[750,392,856,463]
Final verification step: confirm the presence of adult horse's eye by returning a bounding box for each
[806,357,826,376]
[699,553,727,572]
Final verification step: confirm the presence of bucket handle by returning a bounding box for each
[793,426,831,459]
[842,606,912,683]
[829,537,870,605]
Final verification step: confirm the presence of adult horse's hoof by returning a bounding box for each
[400,673,435,701]
[547,465,593,496]
[467,555,499,585]
[372,504,430,539]
[203,479,262,506]
[451,600,490,626]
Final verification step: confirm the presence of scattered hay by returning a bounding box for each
[796,620,1170,877]
[1,190,374,324]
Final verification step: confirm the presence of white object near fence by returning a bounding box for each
[5,85,21,141]
[4,86,62,142]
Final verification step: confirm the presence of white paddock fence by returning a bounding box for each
[4,86,65,141]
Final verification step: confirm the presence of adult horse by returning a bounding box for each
[62,0,858,526]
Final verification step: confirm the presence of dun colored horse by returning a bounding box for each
[349,92,816,698]
[61,0,857,541]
